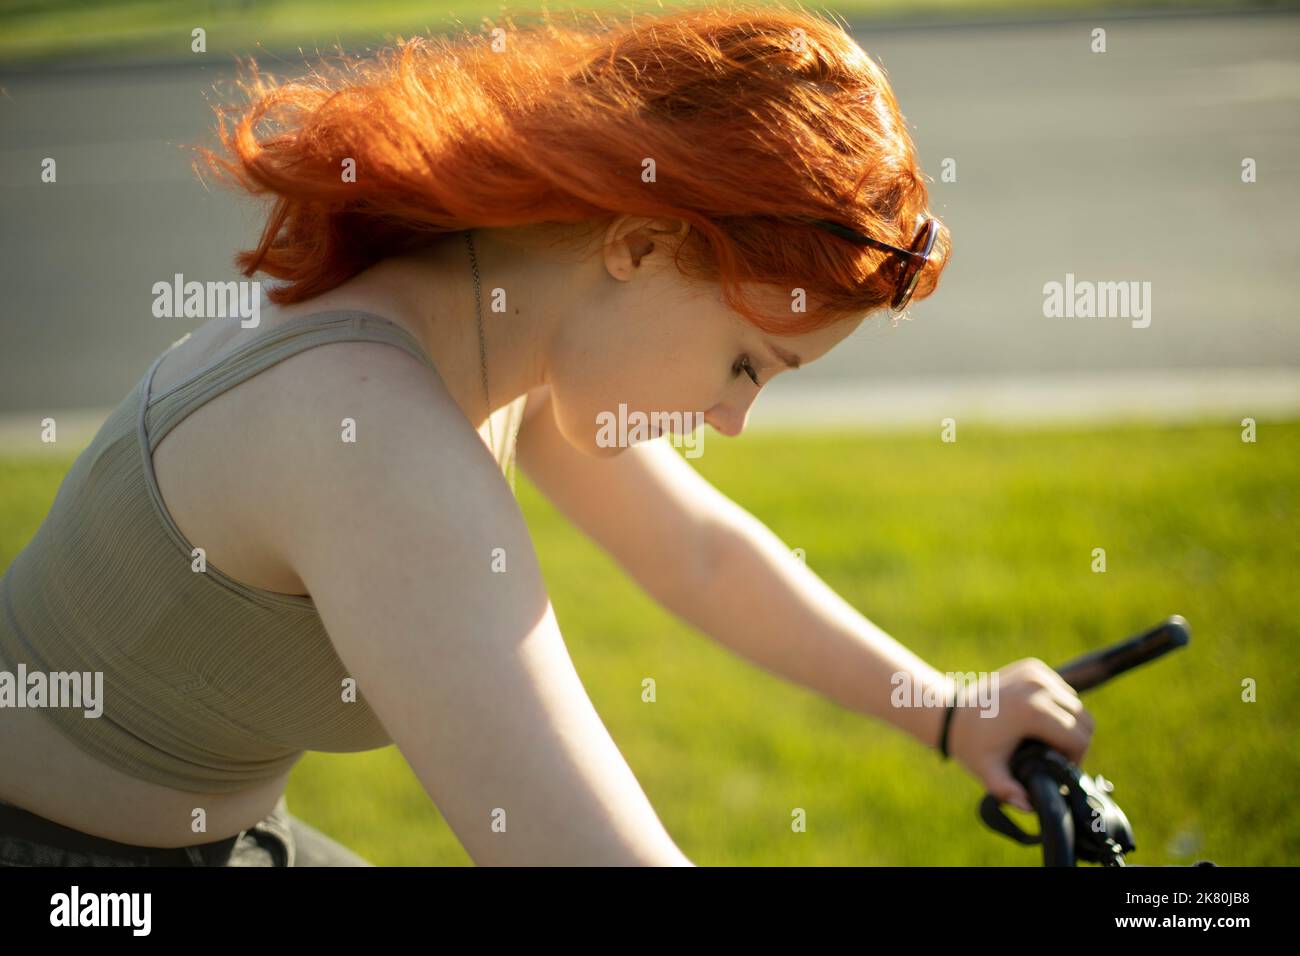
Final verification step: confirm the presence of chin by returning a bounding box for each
[559,420,627,459]
[591,442,629,459]
[574,440,628,460]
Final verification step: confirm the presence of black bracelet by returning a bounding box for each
[938,701,957,760]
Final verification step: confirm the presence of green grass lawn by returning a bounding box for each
[0,0,1283,65]
[1,418,1297,865]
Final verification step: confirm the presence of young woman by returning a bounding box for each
[0,5,1093,866]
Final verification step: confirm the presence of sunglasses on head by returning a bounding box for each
[801,215,940,317]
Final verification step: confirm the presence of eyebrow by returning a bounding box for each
[764,341,802,370]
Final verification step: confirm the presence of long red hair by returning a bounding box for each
[186,1,951,334]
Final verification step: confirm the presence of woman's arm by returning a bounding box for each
[672,507,1096,810]
[515,384,736,608]
[669,507,959,749]
[256,343,694,866]
[516,389,1093,809]
[516,384,951,747]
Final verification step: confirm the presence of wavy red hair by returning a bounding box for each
[186,1,951,334]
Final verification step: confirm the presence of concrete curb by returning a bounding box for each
[1,367,1295,455]
[745,367,1300,432]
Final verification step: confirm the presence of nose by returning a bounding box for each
[705,382,764,437]
[704,405,748,438]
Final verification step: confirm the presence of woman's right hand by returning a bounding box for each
[946,657,1095,813]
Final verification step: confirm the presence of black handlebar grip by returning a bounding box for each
[1054,615,1190,693]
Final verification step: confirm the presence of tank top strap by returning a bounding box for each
[142,310,438,451]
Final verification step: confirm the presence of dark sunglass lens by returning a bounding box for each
[892,219,937,312]
[914,217,939,261]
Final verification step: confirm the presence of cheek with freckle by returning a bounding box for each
[555,338,710,451]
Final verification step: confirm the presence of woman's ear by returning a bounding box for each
[603,216,691,277]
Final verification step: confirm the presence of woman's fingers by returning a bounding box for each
[1033,698,1092,764]
[1045,686,1095,732]
[1031,661,1083,704]
[1023,662,1096,739]
[1049,687,1083,714]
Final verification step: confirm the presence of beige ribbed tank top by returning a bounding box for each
[0,310,527,794]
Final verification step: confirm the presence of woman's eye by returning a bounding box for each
[733,355,760,387]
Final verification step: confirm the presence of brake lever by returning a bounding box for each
[980,740,1136,865]
[978,794,1038,845]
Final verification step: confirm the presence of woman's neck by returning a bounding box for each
[331,229,565,433]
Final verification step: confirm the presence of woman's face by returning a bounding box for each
[545,217,867,456]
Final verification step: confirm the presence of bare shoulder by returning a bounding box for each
[252,334,459,448]
[219,337,523,588]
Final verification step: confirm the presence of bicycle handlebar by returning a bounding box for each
[1055,615,1190,693]
[978,615,1192,866]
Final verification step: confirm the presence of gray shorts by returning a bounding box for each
[0,794,373,867]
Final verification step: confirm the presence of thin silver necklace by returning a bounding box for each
[464,229,519,490]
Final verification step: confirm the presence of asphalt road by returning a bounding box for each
[1,7,1297,415]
